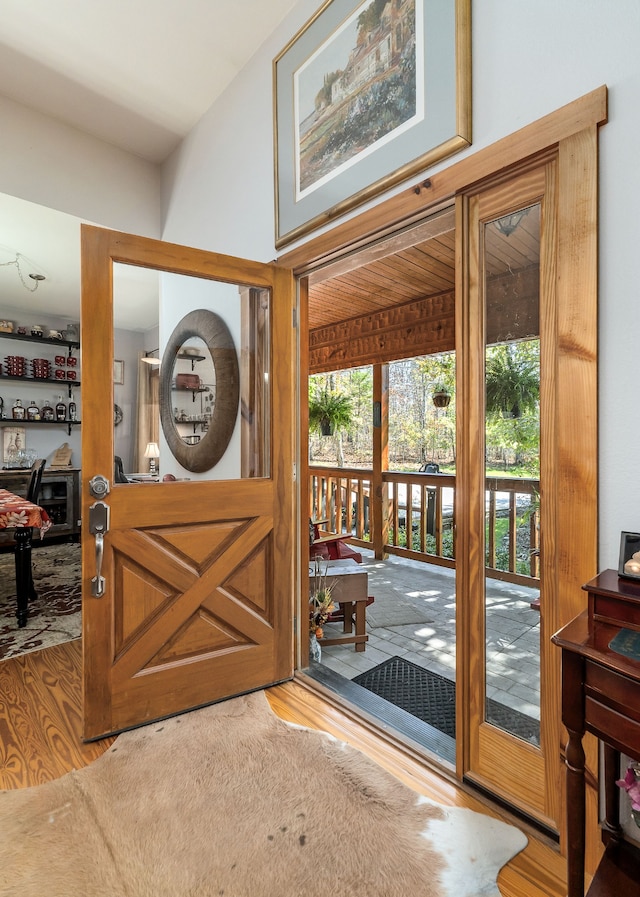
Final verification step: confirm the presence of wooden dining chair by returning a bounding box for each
[114,455,131,484]
[26,459,46,504]
[21,459,47,611]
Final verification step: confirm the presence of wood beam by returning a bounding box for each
[309,291,455,373]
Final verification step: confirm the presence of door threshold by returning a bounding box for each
[306,661,456,766]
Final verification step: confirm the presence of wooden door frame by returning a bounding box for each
[461,164,554,829]
[282,88,606,868]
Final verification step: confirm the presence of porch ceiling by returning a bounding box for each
[307,205,540,333]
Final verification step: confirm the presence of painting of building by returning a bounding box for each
[296,0,419,197]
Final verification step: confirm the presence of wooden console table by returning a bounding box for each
[552,570,640,896]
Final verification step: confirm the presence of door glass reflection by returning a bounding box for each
[112,266,270,483]
[483,204,541,745]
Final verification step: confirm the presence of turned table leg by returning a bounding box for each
[565,726,586,897]
[13,527,35,628]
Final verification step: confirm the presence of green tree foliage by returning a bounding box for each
[314,71,342,110]
[389,353,456,467]
[308,345,539,477]
[357,0,388,39]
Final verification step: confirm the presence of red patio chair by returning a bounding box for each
[309,519,363,564]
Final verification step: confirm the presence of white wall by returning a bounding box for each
[162,0,640,573]
[0,93,161,238]
[0,96,162,477]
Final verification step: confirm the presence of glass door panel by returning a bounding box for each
[111,264,271,485]
[483,205,541,745]
[463,166,549,826]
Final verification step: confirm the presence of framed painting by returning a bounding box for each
[2,427,26,464]
[273,0,471,248]
[113,359,124,385]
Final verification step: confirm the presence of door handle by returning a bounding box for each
[89,500,110,598]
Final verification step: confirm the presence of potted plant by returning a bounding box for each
[308,386,353,436]
[432,383,452,408]
[485,344,539,419]
[308,558,336,661]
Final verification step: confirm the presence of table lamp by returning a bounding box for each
[144,442,160,475]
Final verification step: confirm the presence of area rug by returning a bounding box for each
[0,541,81,660]
[354,656,540,746]
[0,690,527,897]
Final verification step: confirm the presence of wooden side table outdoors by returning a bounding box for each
[552,570,640,897]
[311,562,370,652]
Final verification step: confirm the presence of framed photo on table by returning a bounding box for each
[273,0,471,248]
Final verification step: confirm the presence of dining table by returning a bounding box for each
[0,488,52,627]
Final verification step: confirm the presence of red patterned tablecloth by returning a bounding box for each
[0,488,52,536]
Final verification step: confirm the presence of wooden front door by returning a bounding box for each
[81,226,295,740]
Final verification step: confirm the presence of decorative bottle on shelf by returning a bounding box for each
[41,401,54,421]
[55,395,66,421]
[26,401,40,421]
[68,399,77,422]
[12,398,25,420]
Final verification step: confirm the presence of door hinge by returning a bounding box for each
[293,462,297,481]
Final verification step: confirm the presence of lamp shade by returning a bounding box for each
[144,442,160,459]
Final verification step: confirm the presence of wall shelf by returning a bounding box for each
[1,330,80,434]
[0,418,81,435]
[0,331,79,350]
[1,374,80,393]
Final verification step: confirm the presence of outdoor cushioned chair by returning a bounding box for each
[309,519,363,564]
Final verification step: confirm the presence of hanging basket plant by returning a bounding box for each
[485,344,539,419]
[308,387,353,438]
[432,388,452,409]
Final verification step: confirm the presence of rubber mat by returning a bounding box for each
[354,655,540,745]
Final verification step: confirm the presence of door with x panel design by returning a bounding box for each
[81,226,295,740]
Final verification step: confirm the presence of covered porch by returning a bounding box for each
[312,549,540,765]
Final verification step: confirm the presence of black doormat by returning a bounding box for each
[353,656,540,746]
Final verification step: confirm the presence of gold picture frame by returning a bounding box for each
[273,0,471,248]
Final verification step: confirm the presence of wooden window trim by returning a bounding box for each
[277,86,607,275]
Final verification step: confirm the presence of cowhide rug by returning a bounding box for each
[0,690,526,896]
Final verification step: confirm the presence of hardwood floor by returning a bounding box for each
[0,640,567,896]
[0,640,113,788]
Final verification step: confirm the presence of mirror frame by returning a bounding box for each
[160,309,239,473]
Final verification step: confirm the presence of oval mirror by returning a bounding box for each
[160,309,239,473]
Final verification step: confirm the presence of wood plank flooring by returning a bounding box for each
[0,640,567,896]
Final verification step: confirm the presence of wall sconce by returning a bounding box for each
[144,442,160,475]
